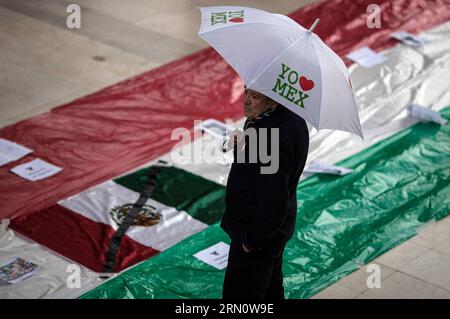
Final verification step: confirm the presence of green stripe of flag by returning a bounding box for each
[114,166,226,225]
[83,106,450,299]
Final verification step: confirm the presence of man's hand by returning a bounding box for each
[242,243,251,253]
[224,129,243,151]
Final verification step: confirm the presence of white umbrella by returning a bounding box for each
[197,6,363,138]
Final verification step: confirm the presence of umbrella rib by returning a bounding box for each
[311,38,323,130]
[247,33,308,88]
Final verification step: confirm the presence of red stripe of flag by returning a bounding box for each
[10,205,159,272]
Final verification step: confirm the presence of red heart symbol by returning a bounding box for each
[299,76,314,91]
[229,17,244,23]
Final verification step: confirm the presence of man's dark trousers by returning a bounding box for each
[222,241,285,299]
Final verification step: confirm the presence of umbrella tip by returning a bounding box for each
[307,18,320,34]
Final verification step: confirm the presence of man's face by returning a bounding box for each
[243,87,271,118]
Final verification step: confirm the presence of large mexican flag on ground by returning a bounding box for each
[11,166,226,272]
[80,106,450,299]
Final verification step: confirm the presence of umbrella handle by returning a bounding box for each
[307,18,320,34]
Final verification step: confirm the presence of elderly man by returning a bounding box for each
[221,86,309,299]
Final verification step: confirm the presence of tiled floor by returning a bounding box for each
[0,0,449,299]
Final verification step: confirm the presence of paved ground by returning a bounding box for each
[0,0,449,299]
[0,0,317,127]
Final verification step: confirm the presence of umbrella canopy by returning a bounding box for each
[198,6,363,138]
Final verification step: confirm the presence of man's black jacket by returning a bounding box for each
[220,106,309,257]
